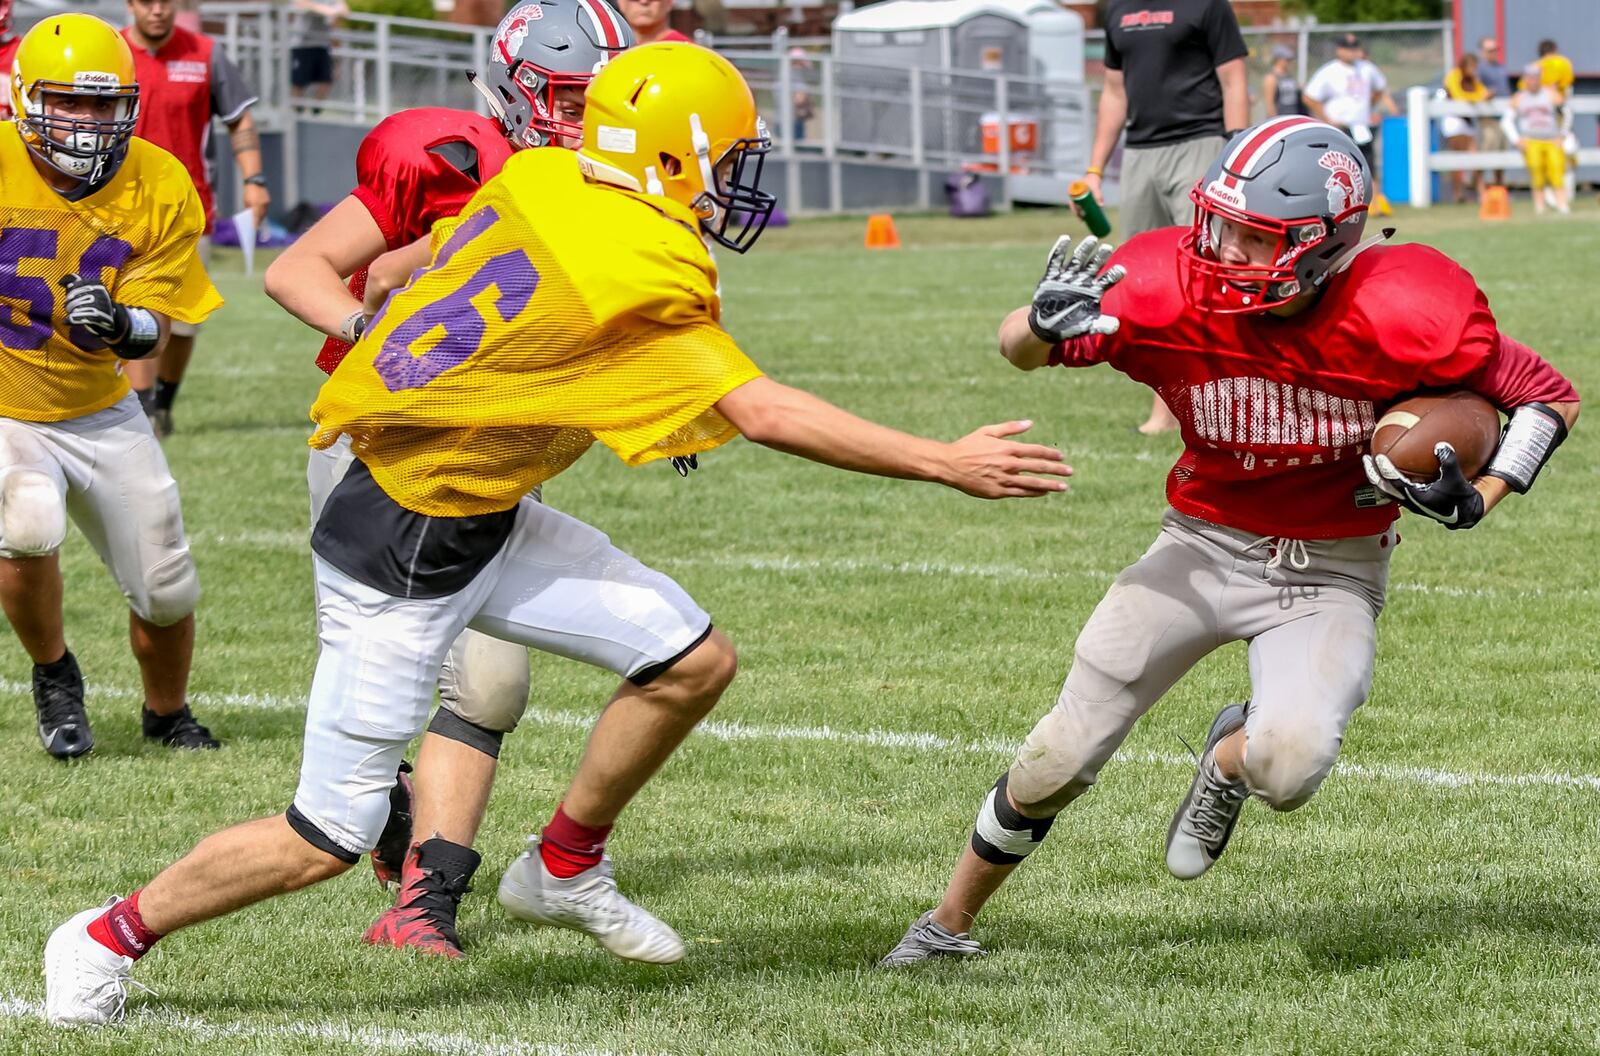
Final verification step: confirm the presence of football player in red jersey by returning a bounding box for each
[0,0,20,120]
[881,117,1580,966]
[263,0,632,958]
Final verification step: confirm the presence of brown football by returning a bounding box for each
[1370,391,1501,481]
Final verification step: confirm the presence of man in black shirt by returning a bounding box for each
[1084,0,1248,434]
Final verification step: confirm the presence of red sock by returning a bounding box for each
[85,890,162,960]
[539,804,612,879]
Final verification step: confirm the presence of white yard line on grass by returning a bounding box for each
[6,681,1599,793]
[0,993,640,1056]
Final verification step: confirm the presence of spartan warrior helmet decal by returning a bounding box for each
[1181,117,1374,314]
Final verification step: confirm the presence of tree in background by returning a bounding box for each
[1283,0,1446,20]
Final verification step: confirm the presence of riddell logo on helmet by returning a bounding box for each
[73,71,119,87]
[1318,151,1365,214]
[1204,179,1247,212]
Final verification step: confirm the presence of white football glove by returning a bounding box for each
[1027,235,1125,344]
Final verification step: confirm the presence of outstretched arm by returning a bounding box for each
[714,377,1071,499]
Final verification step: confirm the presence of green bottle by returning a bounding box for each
[1069,180,1111,238]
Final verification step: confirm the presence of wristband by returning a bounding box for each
[1085,166,1103,176]
[243,173,268,188]
[339,309,367,344]
[1483,402,1567,493]
[114,307,161,360]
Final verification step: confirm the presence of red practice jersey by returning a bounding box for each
[315,107,516,374]
[124,27,258,231]
[1053,228,1577,539]
[0,37,19,120]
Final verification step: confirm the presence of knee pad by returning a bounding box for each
[436,630,531,733]
[0,469,67,556]
[135,549,200,626]
[970,772,1057,865]
[1242,723,1342,813]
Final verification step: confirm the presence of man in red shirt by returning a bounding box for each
[881,117,1580,966]
[0,0,20,119]
[263,0,632,960]
[121,0,269,438]
[617,0,690,44]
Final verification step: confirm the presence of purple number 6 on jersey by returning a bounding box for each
[373,206,540,392]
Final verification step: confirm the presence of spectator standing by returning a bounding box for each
[0,0,19,120]
[291,0,347,105]
[1304,33,1392,215]
[1262,44,1304,117]
[1086,0,1248,435]
[1441,54,1487,204]
[121,0,270,438]
[1476,36,1511,186]
[788,46,816,144]
[616,0,690,44]
[1502,64,1571,216]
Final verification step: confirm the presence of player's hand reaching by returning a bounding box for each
[1362,443,1485,530]
[1028,235,1125,345]
[943,420,1072,499]
[59,273,130,344]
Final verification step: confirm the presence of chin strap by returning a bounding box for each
[1326,226,1396,278]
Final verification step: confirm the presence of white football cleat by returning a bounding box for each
[498,837,685,964]
[44,903,140,1026]
[1166,704,1250,880]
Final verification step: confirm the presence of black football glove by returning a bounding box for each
[1027,234,1126,345]
[669,454,698,477]
[60,273,130,343]
[1362,442,1485,530]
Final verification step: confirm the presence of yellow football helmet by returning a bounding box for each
[11,14,140,192]
[578,42,776,253]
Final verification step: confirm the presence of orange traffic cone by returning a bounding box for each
[864,213,901,249]
[1479,185,1511,220]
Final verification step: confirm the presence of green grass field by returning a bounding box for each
[3,203,1599,1055]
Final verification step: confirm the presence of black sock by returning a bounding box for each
[34,649,76,678]
[154,379,181,412]
[134,387,155,414]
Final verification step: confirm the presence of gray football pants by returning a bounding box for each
[1009,508,1393,816]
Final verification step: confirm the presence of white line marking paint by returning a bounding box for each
[0,993,637,1056]
[7,681,1598,793]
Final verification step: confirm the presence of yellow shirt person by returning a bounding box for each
[311,147,765,517]
[0,124,219,421]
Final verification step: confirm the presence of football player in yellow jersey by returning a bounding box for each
[45,43,1070,1023]
[1,14,223,764]
[1532,40,1579,207]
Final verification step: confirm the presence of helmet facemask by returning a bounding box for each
[19,80,140,191]
[502,61,591,148]
[690,114,775,254]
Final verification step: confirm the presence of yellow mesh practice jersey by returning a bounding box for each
[311,147,765,517]
[0,126,220,422]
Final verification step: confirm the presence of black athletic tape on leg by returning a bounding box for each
[427,705,505,759]
[969,772,1056,866]
[628,623,714,687]
[285,803,360,864]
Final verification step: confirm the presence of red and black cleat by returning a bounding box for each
[362,838,481,959]
[370,760,415,889]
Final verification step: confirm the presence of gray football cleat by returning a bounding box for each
[1166,703,1250,880]
[878,910,985,967]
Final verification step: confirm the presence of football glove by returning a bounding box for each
[59,274,159,358]
[1362,443,1485,531]
[1027,235,1126,345]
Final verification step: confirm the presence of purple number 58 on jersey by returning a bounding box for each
[372,206,541,392]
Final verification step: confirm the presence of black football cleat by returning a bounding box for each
[363,839,479,958]
[142,704,221,750]
[371,760,415,888]
[34,652,93,759]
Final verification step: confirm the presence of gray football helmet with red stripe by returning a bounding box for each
[471,0,632,149]
[1181,117,1372,314]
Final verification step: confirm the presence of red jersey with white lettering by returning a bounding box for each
[1053,227,1577,539]
[315,107,516,374]
[0,37,20,121]
[124,26,259,230]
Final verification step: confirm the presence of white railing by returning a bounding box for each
[1405,86,1600,207]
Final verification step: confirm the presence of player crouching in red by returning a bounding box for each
[881,116,1579,966]
[263,0,633,959]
